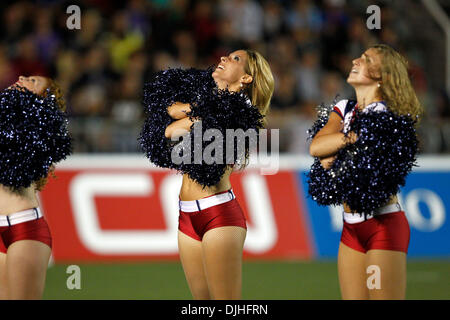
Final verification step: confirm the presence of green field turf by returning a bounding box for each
[43,260,450,300]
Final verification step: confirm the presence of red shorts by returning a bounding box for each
[0,218,52,253]
[341,211,410,253]
[178,195,247,241]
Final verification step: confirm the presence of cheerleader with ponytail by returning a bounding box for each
[0,75,72,299]
[308,45,423,299]
[140,50,274,299]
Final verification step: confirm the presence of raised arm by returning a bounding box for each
[309,112,357,158]
[167,102,191,119]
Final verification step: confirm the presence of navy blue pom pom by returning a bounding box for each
[306,158,344,206]
[139,68,264,187]
[139,68,215,170]
[307,107,418,213]
[0,87,72,189]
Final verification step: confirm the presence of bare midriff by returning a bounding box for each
[179,166,233,201]
[0,184,39,215]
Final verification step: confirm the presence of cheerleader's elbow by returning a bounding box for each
[309,142,319,157]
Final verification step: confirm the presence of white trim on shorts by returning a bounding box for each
[179,190,236,212]
[0,208,43,227]
[343,203,402,224]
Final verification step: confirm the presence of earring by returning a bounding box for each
[240,83,243,88]
[377,83,381,88]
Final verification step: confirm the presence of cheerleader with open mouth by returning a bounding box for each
[0,76,72,299]
[308,44,423,299]
[140,50,274,299]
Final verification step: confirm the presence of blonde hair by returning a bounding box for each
[229,50,275,170]
[243,50,275,126]
[35,78,66,191]
[369,44,423,123]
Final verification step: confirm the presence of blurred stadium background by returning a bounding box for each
[0,0,449,299]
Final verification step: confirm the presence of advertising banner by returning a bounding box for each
[39,155,450,262]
